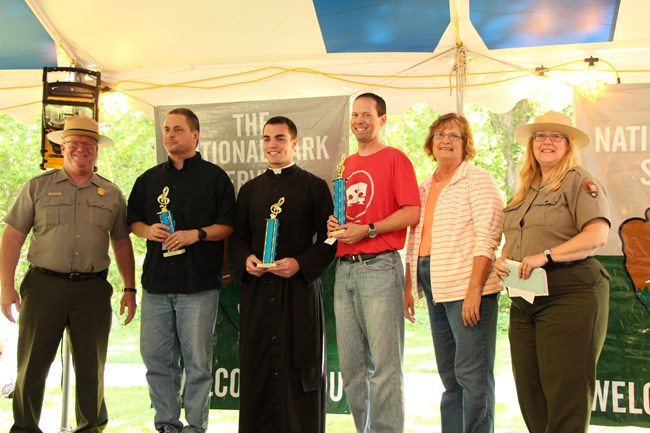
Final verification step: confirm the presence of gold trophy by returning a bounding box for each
[329,154,347,236]
[158,186,186,257]
[257,197,285,268]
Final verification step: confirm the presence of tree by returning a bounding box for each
[0,115,43,284]
[0,115,43,222]
[0,110,156,308]
[384,103,440,183]
[381,100,535,202]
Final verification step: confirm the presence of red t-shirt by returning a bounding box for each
[337,146,420,256]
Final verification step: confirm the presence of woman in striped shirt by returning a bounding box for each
[404,112,504,433]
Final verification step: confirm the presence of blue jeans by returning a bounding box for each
[334,251,405,433]
[140,289,219,433]
[418,256,497,433]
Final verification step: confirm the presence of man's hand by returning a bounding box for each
[245,254,267,277]
[0,225,27,323]
[334,223,369,245]
[163,229,199,251]
[1,287,21,323]
[328,215,369,245]
[146,222,171,242]
[119,292,137,325]
[268,257,299,278]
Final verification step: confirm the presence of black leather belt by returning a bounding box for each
[543,258,591,270]
[542,257,593,271]
[30,265,108,281]
[340,250,393,263]
[340,253,377,263]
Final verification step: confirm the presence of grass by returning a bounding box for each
[0,301,646,432]
[106,308,142,364]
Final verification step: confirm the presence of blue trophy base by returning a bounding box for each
[256,262,278,268]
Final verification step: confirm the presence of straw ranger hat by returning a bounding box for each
[47,115,114,148]
[514,111,589,148]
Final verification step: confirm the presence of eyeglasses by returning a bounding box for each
[532,133,567,143]
[63,139,98,150]
[433,132,463,142]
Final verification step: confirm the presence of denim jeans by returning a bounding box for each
[334,251,405,433]
[418,256,497,433]
[140,289,219,433]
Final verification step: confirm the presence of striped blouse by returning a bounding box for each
[406,160,505,302]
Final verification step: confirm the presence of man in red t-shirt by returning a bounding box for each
[328,93,420,433]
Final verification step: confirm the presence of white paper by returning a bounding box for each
[507,286,537,303]
[501,259,549,304]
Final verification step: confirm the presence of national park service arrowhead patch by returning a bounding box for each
[582,181,599,197]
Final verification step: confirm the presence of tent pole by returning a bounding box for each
[59,329,72,433]
[455,43,466,114]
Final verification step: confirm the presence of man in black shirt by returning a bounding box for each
[127,108,235,433]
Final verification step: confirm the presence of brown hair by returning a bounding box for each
[423,113,476,161]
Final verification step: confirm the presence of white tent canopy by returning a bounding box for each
[1,0,650,123]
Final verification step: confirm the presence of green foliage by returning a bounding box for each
[0,110,156,309]
[0,114,46,283]
[0,114,42,222]
[497,292,512,333]
[377,100,543,207]
[108,306,142,363]
[98,112,156,286]
[384,103,440,182]
[99,111,156,194]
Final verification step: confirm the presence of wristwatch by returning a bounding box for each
[197,228,207,242]
[543,249,554,263]
[367,223,378,239]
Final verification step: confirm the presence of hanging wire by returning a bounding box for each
[0,57,637,113]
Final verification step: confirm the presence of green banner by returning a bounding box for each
[591,256,650,427]
[210,259,349,413]
[574,86,650,427]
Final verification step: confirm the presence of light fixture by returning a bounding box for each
[41,67,101,170]
[578,56,605,100]
[99,87,129,119]
[528,65,572,111]
[529,65,551,108]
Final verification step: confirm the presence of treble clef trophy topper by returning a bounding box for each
[329,153,347,236]
[257,197,285,268]
[157,186,185,257]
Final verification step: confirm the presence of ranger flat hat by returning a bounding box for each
[514,111,589,148]
[47,115,114,148]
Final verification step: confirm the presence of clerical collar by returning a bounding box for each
[268,162,295,175]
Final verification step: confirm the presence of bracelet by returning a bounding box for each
[123,287,137,294]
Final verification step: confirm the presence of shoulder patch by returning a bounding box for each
[582,181,599,198]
